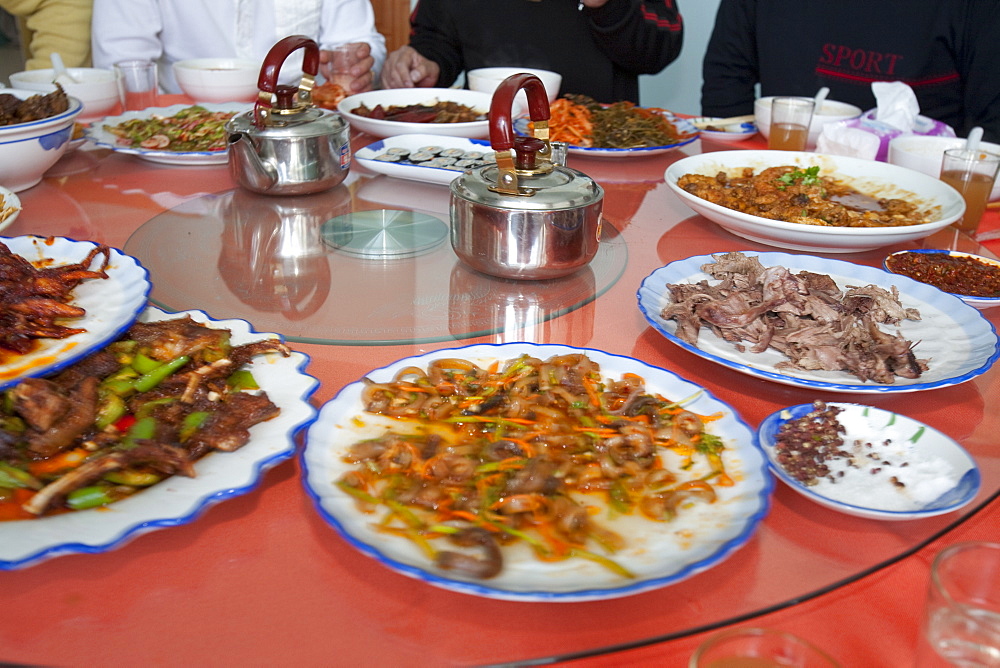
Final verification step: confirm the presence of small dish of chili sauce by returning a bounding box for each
[884,249,1000,309]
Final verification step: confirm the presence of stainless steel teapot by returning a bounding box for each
[450,73,604,280]
[226,35,351,196]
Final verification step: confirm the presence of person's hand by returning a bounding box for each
[580,0,612,7]
[319,42,376,94]
[380,45,440,89]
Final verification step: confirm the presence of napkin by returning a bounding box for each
[816,82,956,161]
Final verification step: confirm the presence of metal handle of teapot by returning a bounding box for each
[253,35,320,129]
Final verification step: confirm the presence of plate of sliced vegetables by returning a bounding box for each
[302,342,771,602]
[0,307,318,569]
[515,97,699,158]
[86,103,249,165]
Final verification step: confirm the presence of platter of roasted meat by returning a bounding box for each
[638,251,1000,393]
[0,236,150,391]
[0,307,318,569]
[301,342,772,602]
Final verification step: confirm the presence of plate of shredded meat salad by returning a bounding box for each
[638,251,1000,393]
[0,307,319,569]
[515,96,699,158]
[301,342,772,602]
[0,235,150,392]
[86,103,249,165]
[757,401,980,520]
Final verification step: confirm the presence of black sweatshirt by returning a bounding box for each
[701,0,1000,141]
[409,0,683,104]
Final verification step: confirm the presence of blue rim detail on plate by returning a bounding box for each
[638,251,1000,393]
[0,307,319,570]
[301,342,772,602]
[85,103,248,165]
[0,235,151,391]
[883,249,1000,310]
[756,402,981,520]
[514,112,699,158]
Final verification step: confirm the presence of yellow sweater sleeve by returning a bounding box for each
[0,0,93,69]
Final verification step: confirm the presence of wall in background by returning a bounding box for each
[639,0,720,115]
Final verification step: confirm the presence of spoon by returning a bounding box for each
[812,87,830,112]
[965,126,984,156]
[50,52,79,85]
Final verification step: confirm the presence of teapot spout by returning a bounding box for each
[228,131,279,193]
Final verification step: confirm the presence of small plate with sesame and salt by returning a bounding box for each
[756,401,980,520]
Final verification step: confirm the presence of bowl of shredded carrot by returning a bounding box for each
[522,95,699,158]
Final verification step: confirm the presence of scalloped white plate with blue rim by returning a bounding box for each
[0,235,151,392]
[86,103,248,165]
[0,307,319,569]
[757,402,980,520]
[301,342,772,602]
[638,251,1000,393]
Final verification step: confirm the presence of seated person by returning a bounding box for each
[380,0,684,105]
[700,0,1000,142]
[1,0,92,69]
[91,0,385,95]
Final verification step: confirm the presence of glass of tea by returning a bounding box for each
[940,148,1000,235]
[768,97,815,151]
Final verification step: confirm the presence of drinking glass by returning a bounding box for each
[768,98,815,151]
[939,148,1000,235]
[690,627,840,668]
[114,60,159,111]
[326,44,363,92]
[918,541,1000,667]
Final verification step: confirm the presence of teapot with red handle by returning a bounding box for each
[226,35,351,196]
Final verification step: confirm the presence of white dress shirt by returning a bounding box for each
[92,0,386,93]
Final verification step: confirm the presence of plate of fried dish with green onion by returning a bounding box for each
[0,307,318,569]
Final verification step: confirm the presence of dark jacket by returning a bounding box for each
[701,0,1000,141]
[409,0,683,104]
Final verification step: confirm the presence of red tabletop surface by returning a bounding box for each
[1,99,998,666]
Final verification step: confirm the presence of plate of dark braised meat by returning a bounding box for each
[0,307,318,569]
[338,88,490,139]
[637,251,1000,393]
[884,249,1000,310]
[757,401,979,520]
[0,236,150,391]
[302,342,771,602]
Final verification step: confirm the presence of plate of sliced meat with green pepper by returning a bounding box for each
[0,307,318,569]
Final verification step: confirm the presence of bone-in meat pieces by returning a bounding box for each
[661,252,927,384]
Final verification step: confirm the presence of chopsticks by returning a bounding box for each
[987,201,1000,209]
[691,114,756,129]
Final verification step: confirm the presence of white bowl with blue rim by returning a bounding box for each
[0,88,82,192]
[757,402,980,520]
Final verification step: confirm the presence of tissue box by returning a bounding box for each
[818,111,956,162]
